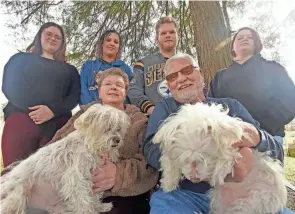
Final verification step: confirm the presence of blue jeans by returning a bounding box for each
[150,189,294,214]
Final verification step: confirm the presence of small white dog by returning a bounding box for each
[1,104,130,214]
[153,103,287,214]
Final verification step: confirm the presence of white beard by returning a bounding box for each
[173,84,203,103]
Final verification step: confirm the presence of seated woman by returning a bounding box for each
[1,22,80,168]
[208,27,295,145]
[80,30,133,105]
[26,68,158,214]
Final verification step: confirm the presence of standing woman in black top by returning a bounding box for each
[208,27,295,145]
[1,22,80,168]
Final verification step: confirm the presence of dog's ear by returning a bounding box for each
[160,154,182,192]
[74,104,102,130]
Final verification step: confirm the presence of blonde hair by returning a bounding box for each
[96,68,129,91]
[155,16,178,40]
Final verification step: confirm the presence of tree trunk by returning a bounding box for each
[189,1,232,89]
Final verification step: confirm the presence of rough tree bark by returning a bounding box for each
[189,1,232,88]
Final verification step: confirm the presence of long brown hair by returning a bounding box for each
[96,30,122,60]
[26,22,66,62]
[231,27,263,57]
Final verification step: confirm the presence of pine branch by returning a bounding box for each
[222,1,231,31]
[21,2,45,25]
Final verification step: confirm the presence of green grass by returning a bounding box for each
[285,156,295,183]
[284,130,295,183]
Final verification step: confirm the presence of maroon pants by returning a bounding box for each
[1,112,70,168]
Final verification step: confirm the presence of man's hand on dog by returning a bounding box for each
[29,105,54,124]
[189,148,254,183]
[92,157,117,194]
[232,121,260,148]
[229,122,259,182]
[226,147,254,182]
[189,122,259,183]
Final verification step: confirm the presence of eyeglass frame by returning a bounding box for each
[165,65,199,82]
[42,30,63,42]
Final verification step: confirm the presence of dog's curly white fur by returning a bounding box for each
[153,103,287,214]
[1,104,131,214]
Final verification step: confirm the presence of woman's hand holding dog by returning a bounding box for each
[29,105,54,124]
[92,158,117,194]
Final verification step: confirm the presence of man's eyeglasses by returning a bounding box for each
[165,65,198,82]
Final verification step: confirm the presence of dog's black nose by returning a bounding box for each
[111,138,120,147]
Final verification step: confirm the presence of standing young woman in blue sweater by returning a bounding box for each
[80,30,133,105]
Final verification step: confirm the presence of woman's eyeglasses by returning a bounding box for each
[165,65,198,82]
[43,31,62,42]
[102,82,125,89]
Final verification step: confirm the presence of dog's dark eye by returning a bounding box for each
[116,128,121,132]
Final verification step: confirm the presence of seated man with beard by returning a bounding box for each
[143,53,291,214]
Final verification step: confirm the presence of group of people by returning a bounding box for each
[1,16,295,214]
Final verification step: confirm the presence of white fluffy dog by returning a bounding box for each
[1,104,130,214]
[153,103,287,214]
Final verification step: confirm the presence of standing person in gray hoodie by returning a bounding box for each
[128,17,178,116]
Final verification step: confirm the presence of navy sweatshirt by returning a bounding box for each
[143,97,284,194]
[2,52,80,138]
[208,55,295,137]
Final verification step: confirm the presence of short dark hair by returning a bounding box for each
[26,22,66,61]
[231,27,263,57]
[96,30,122,60]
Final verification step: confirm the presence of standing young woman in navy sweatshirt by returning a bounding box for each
[79,30,133,105]
[208,27,295,144]
[1,22,81,167]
